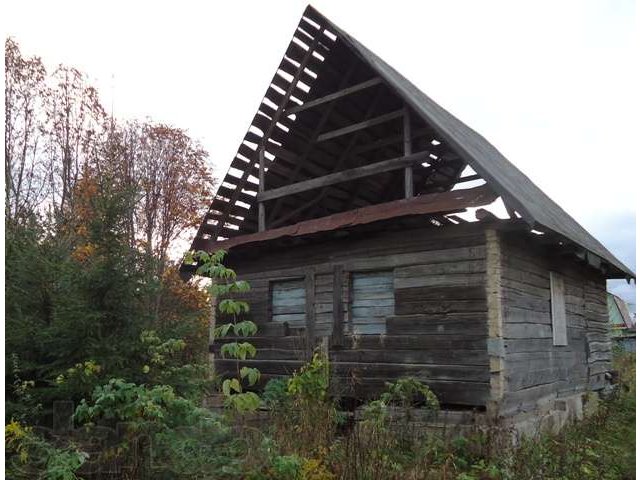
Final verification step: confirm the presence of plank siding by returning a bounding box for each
[212,223,611,413]
[350,271,394,334]
[217,223,490,407]
[498,231,610,416]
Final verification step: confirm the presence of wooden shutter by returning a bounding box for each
[350,271,394,334]
[550,272,568,346]
[271,279,306,328]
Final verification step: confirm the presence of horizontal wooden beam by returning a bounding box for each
[316,109,404,142]
[257,150,432,202]
[458,174,482,183]
[284,77,383,115]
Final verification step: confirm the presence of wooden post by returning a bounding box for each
[258,148,266,231]
[403,105,414,198]
[331,264,344,347]
[305,270,316,358]
[485,229,505,417]
[208,280,217,374]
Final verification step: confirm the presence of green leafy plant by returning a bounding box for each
[186,249,261,413]
[72,378,246,478]
[263,377,290,411]
[287,353,330,403]
[362,377,439,428]
[282,352,337,454]
[5,420,88,480]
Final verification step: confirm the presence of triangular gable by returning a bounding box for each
[182,5,635,280]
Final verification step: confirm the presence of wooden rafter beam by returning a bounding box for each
[403,105,413,198]
[266,63,359,225]
[257,150,433,203]
[216,28,324,238]
[270,88,400,227]
[429,173,482,190]
[316,108,404,142]
[284,77,383,115]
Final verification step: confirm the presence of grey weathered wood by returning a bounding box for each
[305,271,315,356]
[550,272,568,346]
[284,77,383,115]
[403,105,414,198]
[217,223,611,411]
[258,203,266,231]
[350,271,394,335]
[331,265,344,345]
[257,150,431,202]
[316,109,404,142]
[267,64,359,225]
[214,29,323,239]
[258,148,266,231]
[271,279,305,325]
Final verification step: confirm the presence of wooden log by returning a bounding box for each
[386,314,487,336]
[403,105,414,198]
[343,334,488,351]
[305,270,315,357]
[330,348,489,366]
[316,109,404,142]
[331,264,344,346]
[284,77,383,115]
[257,150,431,202]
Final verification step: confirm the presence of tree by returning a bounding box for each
[133,123,213,267]
[4,38,48,224]
[43,64,106,216]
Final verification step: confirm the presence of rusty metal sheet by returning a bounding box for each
[205,185,497,251]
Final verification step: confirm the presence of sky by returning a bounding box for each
[5,0,637,305]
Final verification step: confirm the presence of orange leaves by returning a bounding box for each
[130,121,215,261]
[161,267,210,313]
[71,243,96,263]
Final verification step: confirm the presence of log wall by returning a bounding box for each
[214,223,490,407]
[496,230,611,416]
[211,222,612,413]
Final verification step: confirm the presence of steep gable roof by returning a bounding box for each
[182,5,634,280]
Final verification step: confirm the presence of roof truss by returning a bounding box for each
[181,5,635,281]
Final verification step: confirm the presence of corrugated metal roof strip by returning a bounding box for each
[190,185,495,252]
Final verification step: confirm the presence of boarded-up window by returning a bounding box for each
[271,279,306,327]
[350,271,394,335]
[550,272,568,346]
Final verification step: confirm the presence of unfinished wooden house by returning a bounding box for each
[182,6,635,429]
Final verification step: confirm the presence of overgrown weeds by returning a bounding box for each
[5,351,634,479]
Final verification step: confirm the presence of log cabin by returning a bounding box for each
[182,5,635,430]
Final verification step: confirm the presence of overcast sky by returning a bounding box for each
[6,0,637,305]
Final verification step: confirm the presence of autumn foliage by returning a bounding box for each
[5,37,215,422]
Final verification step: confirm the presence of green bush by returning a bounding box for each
[5,420,88,480]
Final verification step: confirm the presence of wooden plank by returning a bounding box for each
[332,265,344,344]
[305,271,315,356]
[343,334,488,351]
[395,299,487,316]
[403,105,414,198]
[214,30,323,238]
[350,271,394,335]
[267,63,359,225]
[271,279,305,325]
[395,285,486,302]
[386,314,487,336]
[394,272,485,289]
[284,77,383,115]
[258,150,431,202]
[316,109,404,142]
[258,148,266,231]
[331,349,489,366]
[550,272,568,346]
